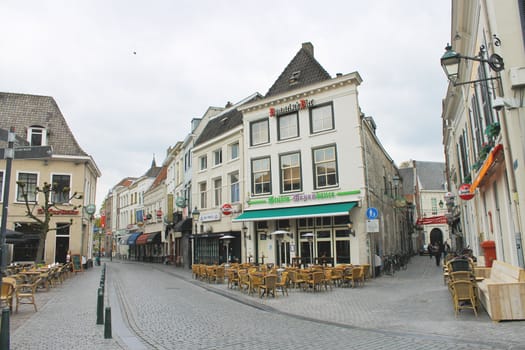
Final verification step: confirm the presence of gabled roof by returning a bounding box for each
[0,92,87,156]
[150,165,167,190]
[194,108,242,146]
[194,93,261,147]
[416,161,446,191]
[265,42,332,98]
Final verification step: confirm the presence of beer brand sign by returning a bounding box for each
[269,99,314,117]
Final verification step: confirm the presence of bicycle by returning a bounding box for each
[382,255,395,276]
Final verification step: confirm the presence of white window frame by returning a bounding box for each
[310,103,334,134]
[213,177,222,207]
[280,152,302,193]
[16,172,39,202]
[250,119,269,146]
[278,112,299,140]
[27,126,47,146]
[199,155,208,171]
[252,157,271,195]
[229,142,239,160]
[230,172,240,203]
[313,145,338,189]
[213,148,223,166]
[199,181,208,209]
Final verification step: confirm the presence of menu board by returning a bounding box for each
[71,254,83,272]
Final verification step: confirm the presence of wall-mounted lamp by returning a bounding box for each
[439,200,444,209]
[441,44,504,86]
[191,206,200,234]
[392,175,400,188]
[242,225,251,240]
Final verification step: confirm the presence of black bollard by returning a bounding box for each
[104,307,112,339]
[96,288,104,325]
[0,308,10,350]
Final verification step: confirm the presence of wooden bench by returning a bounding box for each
[477,260,525,321]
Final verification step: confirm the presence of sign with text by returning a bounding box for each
[366,219,379,233]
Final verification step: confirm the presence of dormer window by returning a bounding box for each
[289,71,301,85]
[28,126,47,146]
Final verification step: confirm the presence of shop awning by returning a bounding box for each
[136,233,149,245]
[147,231,161,244]
[470,144,504,193]
[416,215,447,225]
[174,218,192,232]
[233,202,357,222]
[127,232,142,245]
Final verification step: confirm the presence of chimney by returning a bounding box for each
[336,73,343,77]
[302,42,314,57]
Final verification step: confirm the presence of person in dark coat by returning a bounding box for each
[434,242,444,266]
[427,243,434,259]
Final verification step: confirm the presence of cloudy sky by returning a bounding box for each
[0,1,451,207]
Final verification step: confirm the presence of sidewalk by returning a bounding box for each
[10,265,122,350]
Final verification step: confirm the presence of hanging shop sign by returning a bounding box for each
[221,203,233,215]
[458,183,475,201]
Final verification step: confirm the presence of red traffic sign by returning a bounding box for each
[458,183,475,200]
[221,203,233,215]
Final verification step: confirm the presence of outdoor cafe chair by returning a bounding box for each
[16,277,42,313]
[306,271,324,292]
[259,274,278,298]
[449,280,478,317]
[1,277,16,312]
[350,266,364,288]
[288,270,305,290]
[249,273,264,296]
[276,271,289,296]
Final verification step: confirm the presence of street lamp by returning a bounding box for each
[440,44,504,86]
[302,232,314,266]
[191,206,200,234]
[220,234,235,265]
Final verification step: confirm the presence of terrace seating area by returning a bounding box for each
[1,262,74,313]
[191,262,369,299]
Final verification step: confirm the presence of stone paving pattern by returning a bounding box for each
[8,256,525,349]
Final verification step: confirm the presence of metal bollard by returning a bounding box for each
[0,308,10,350]
[96,288,104,325]
[104,307,112,339]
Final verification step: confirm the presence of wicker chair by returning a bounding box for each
[276,271,289,296]
[449,280,478,317]
[16,277,42,313]
[1,277,16,311]
[259,274,278,298]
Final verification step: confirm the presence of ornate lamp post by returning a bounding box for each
[191,207,200,264]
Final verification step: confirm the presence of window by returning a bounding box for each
[252,157,271,195]
[250,119,269,146]
[199,182,207,209]
[0,171,3,201]
[213,178,222,207]
[431,198,438,215]
[229,142,239,160]
[52,174,71,203]
[213,149,222,166]
[230,172,240,203]
[310,103,334,133]
[56,223,70,236]
[17,172,38,202]
[280,152,301,193]
[199,155,207,171]
[313,145,338,189]
[278,112,299,140]
[28,126,46,146]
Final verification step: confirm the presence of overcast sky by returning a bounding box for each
[0,1,451,208]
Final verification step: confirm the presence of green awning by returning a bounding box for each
[233,202,357,221]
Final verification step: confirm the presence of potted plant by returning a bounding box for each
[484,122,501,139]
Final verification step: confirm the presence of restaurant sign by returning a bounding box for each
[37,208,79,215]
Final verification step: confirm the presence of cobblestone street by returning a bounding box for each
[9,256,525,349]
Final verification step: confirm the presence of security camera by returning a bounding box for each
[493,97,505,111]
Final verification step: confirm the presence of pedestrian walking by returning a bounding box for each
[434,242,444,266]
[427,243,433,259]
